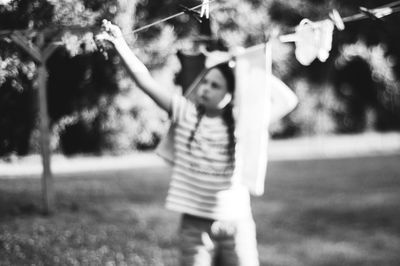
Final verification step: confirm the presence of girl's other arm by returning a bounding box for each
[270,76,298,123]
[97,21,172,114]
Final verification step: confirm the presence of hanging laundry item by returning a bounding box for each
[280,19,334,66]
[200,0,210,19]
[233,43,272,196]
[175,51,206,94]
[204,49,231,68]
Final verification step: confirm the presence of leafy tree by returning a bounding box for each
[2,0,400,157]
[0,43,36,156]
[266,0,400,134]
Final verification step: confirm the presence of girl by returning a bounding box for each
[97,20,298,266]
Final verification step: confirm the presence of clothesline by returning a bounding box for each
[128,0,400,35]
[121,0,400,67]
[341,5,400,23]
[277,1,400,66]
[2,1,399,42]
[132,0,215,33]
[347,6,400,23]
[381,0,400,7]
[2,0,400,67]
[0,1,213,43]
[0,1,213,38]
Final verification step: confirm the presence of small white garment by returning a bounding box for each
[200,0,210,19]
[280,19,334,66]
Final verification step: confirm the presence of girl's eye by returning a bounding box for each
[211,82,220,89]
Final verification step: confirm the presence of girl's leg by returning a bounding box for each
[212,217,259,266]
[179,214,216,266]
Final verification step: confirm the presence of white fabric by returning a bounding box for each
[280,19,335,66]
[233,43,272,196]
[200,0,210,19]
[296,19,334,65]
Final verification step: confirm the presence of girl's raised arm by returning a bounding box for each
[96,20,172,114]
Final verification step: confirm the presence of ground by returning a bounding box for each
[1,133,400,265]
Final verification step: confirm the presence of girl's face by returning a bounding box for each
[196,68,231,113]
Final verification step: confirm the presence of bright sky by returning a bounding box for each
[0,0,12,5]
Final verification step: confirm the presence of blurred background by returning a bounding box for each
[1,0,400,265]
[1,0,400,157]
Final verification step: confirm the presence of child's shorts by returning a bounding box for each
[178,213,259,266]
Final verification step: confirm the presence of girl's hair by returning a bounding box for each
[214,62,235,95]
[188,62,236,162]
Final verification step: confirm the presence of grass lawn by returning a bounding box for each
[1,155,400,266]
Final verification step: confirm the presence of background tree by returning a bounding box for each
[1,0,400,157]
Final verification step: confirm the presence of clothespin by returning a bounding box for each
[180,5,202,24]
[359,6,383,22]
[372,7,394,19]
[200,0,210,19]
[359,6,392,35]
[263,26,280,43]
[329,9,345,31]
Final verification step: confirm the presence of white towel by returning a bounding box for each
[233,43,272,196]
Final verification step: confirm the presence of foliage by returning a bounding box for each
[335,41,400,131]
[0,0,123,156]
[267,0,400,136]
[0,41,37,156]
[0,0,54,30]
[1,0,400,156]
[271,79,338,137]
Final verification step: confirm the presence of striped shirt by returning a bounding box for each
[166,94,251,220]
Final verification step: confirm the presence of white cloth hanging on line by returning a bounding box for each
[233,43,272,196]
[280,19,335,66]
[200,0,210,19]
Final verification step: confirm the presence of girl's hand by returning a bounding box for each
[95,19,124,46]
[94,21,172,113]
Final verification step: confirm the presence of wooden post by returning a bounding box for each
[38,63,53,214]
[3,26,91,214]
[35,31,54,215]
[5,30,54,214]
